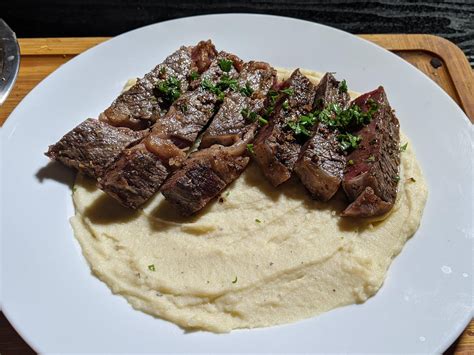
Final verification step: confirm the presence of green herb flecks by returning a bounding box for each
[189,71,199,81]
[246,144,254,154]
[255,219,261,223]
[338,133,362,152]
[366,155,376,162]
[268,90,279,104]
[258,116,268,126]
[232,276,238,284]
[339,79,348,93]
[241,108,257,122]
[155,76,181,106]
[218,58,233,72]
[280,87,294,96]
[393,175,400,182]
[240,82,254,97]
[286,112,317,137]
[217,74,239,92]
[400,142,408,152]
[347,159,354,165]
[282,100,289,110]
[148,264,156,272]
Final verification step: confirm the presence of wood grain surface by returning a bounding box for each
[3,0,474,66]
[0,35,472,354]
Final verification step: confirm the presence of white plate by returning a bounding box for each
[1,14,472,353]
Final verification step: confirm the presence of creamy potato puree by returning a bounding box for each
[70,70,427,332]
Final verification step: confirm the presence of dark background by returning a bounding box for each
[3,0,474,65]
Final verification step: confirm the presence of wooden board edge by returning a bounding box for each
[360,34,474,121]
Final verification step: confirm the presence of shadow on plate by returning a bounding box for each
[82,193,140,225]
[35,161,75,188]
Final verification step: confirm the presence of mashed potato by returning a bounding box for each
[70,70,427,332]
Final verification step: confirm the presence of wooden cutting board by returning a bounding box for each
[0,35,472,354]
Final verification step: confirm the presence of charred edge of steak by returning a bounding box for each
[45,118,146,179]
[294,73,350,201]
[100,40,218,130]
[161,133,252,216]
[200,61,277,149]
[342,86,400,217]
[97,143,169,209]
[253,69,316,186]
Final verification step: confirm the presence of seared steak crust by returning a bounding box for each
[99,52,244,208]
[295,73,350,201]
[200,61,277,148]
[45,118,145,179]
[97,143,169,209]
[253,69,316,186]
[161,129,254,216]
[100,40,217,130]
[342,86,400,217]
[161,62,277,215]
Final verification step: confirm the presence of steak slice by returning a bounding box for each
[341,86,400,217]
[45,118,145,179]
[161,128,255,216]
[294,73,350,201]
[98,52,244,208]
[161,61,277,215]
[253,69,316,186]
[99,40,217,130]
[200,61,277,148]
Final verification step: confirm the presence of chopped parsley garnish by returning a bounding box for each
[241,108,257,122]
[400,142,408,152]
[258,116,268,126]
[287,112,317,137]
[218,58,233,72]
[338,133,362,152]
[217,74,239,91]
[232,276,238,284]
[409,177,416,182]
[393,175,400,182]
[240,82,254,97]
[189,71,199,81]
[280,87,294,96]
[255,219,261,223]
[155,76,181,106]
[366,155,376,162]
[347,159,354,165]
[201,75,239,100]
[286,100,380,146]
[246,143,254,154]
[339,79,348,93]
[148,264,156,272]
[268,90,279,104]
[282,100,289,110]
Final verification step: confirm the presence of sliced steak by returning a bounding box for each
[200,61,277,148]
[341,86,400,217]
[161,128,255,216]
[161,61,277,215]
[45,118,145,179]
[253,69,316,186]
[294,73,350,201]
[98,52,244,208]
[99,40,217,130]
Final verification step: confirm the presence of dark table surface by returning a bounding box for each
[3,0,474,66]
